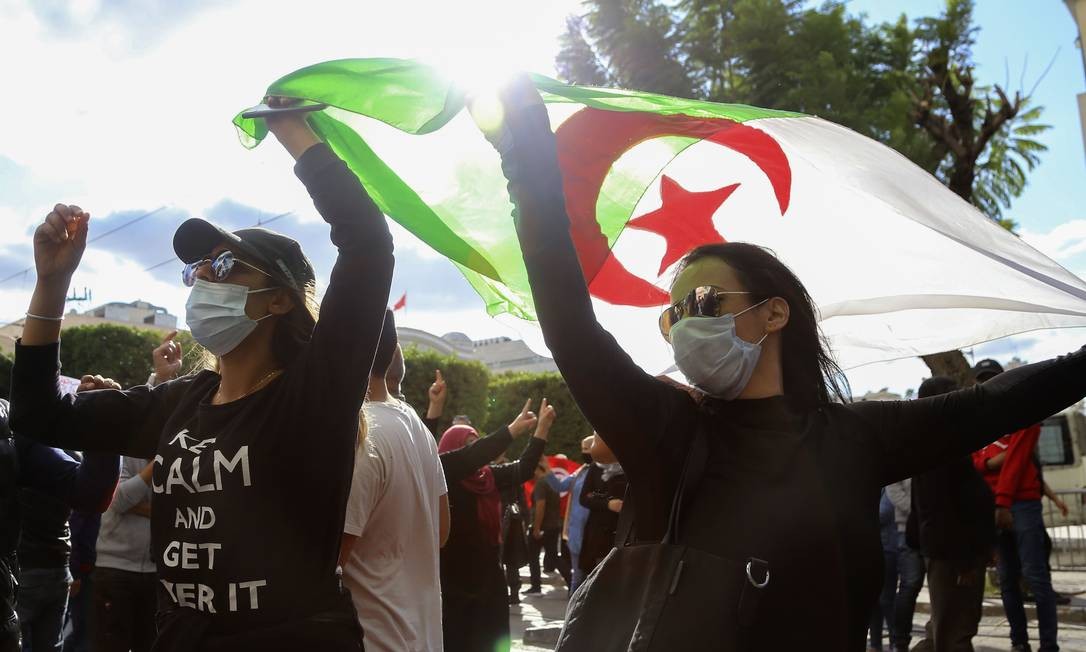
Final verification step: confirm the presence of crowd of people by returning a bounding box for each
[866,360,1076,652]
[3,81,1086,652]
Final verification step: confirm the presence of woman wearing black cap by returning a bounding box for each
[10,100,393,651]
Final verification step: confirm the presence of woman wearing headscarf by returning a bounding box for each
[437,400,553,652]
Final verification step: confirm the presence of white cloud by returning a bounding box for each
[1021,220,1086,263]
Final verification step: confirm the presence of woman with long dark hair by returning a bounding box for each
[482,79,1086,650]
[10,100,393,650]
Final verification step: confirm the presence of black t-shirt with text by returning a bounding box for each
[9,143,393,636]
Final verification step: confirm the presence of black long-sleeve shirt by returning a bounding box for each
[10,143,393,638]
[439,428,545,594]
[493,98,1086,651]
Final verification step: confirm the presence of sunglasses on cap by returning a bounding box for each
[658,285,753,341]
[182,250,274,287]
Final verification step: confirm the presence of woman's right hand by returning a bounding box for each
[263,96,321,161]
[507,399,538,438]
[152,331,183,382]
[534,398,557,441]
[34,204,89,285]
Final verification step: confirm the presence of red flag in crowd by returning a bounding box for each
[524,454,587,518]
[392,292,407,311]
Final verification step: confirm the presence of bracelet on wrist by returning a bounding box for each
[26,312,63,322]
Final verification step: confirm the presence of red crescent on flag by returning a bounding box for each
[553,109,792,307]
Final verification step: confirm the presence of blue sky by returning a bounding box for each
[1,0,1084,395]
[847,0,1086,235]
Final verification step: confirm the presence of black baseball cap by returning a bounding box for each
[173,218,315,294]
[972,358,1004,381]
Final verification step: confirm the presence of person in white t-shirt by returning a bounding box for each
[340,310,450,652]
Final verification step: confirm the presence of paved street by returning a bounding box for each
[509,569,1086,651]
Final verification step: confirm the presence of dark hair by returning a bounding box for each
[676,242,849,411]
[371,309,398,378]
[918,376,958,399]
[270,280,319,369]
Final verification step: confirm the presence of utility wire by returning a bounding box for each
[0,206,168,286]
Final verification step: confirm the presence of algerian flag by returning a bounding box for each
[234,58,1086,374]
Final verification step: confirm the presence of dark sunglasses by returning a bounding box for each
[182,250,273,287]
[658,285,752,341]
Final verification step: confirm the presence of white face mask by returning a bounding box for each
[185,279,276,356]
[670,299,768,400]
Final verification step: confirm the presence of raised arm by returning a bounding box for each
[492,398,554,490]
[851,346,1086,484]
[492,436,546,490]
[11,208,187,457]
[482,79,695,476]
[439,399,538,484]
[267,102,394,423]
[422,369,447,438]
[440,427,516,485]
[546,470,577,493]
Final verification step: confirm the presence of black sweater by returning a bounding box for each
[493,100,1086,651]
[10,143,393,640]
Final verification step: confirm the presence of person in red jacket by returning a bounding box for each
[971,358,1058,652]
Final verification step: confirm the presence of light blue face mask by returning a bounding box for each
[185,279,276,356]
[670,299,768,400]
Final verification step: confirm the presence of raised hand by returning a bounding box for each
[534,398,557,441]
[34,203,89,284]
[429,369,447,405]
[263,95,321,161]
[507,399,538,438]
[152,330,183,382]
[472,75,545,156]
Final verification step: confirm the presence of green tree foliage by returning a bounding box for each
[60,324,167,387]
[56,325,205,389]
[484,372,594,458]
[558,0,1050,386]
[398,346,591,456]
[910,0,1049,225]
[400,346,491,436]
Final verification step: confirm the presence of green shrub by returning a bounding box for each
[401,346,490,436]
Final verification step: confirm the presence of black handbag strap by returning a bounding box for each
[615,420,708,547]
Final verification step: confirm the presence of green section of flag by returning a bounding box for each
[232,58,804,319]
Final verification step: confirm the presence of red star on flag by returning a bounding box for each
[626,175,740,276]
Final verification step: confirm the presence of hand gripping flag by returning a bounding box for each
[235,58,1086,374]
